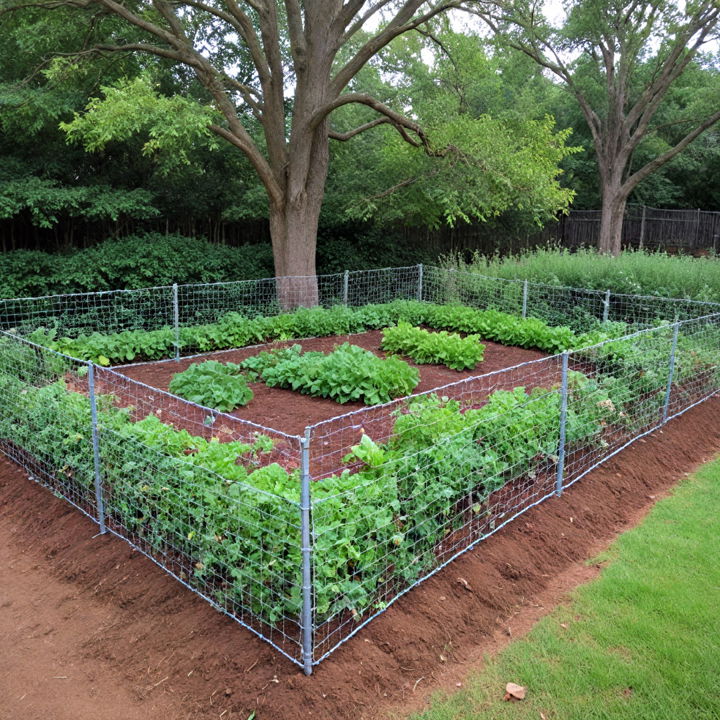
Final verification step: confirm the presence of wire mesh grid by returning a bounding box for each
[0,330,98,518]
[308,354,565,661]
[0,286,175,337]
[1,264,720,673]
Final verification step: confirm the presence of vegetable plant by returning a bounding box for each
[168,360,253,411]
[381,321,485,370]
[251,342,420,404]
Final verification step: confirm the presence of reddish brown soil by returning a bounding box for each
[1,396,719,720]
[116,331,548,436]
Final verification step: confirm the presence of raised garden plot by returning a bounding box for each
[1,267,719,674]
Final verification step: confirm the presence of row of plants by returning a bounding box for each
[442,248,720,303]
[25,299,626,367]
[169,343,421,409]
[380,322,485,370]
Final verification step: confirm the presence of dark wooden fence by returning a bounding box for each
[1,205,719,256]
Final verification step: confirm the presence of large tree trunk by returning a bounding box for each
[269,121,330,309]
[269,196,323,309]
[597,177,628,256]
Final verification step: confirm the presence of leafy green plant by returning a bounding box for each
[168,360,253,411]
[381,322,485,370]
[256,342,420,405]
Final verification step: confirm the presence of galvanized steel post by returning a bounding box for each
[602,289,611,323]
[556,351,569,496]
[521,279,528,318]
[416,264,424,302]
[172,283,180,362]
[87,363,107,534]
[300,428,314,675]
[662,322,680,423]
[342,270,349,306]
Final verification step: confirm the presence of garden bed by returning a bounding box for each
[114,330,549,436]
[2,266,719,674]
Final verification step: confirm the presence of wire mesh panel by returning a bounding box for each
[666,314,720,417]
[346,266,422,306]
[308,354,565,662]
[562,324,678,486]
[426,268,525,315]
[0,286,175,337]
[0,331,98,517]
[92,367,307,665]
[99,426,305,664]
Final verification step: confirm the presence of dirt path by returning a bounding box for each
[0,521,186,720]
[1,397,719,720]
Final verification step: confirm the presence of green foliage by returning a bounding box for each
[61,75,220,169]
[443,247,720,303]
[421,304,578,354]
[0,234,274,299]
[0,175,158,229]
[168,361,253,412]
[381,322,485,370]
[253,343,420,405]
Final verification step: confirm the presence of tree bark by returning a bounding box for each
[597,182,628,256]
[268,122,330,309]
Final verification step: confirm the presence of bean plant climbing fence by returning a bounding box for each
[1,264,719,675]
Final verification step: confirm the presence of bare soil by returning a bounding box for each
[1,396,718,720]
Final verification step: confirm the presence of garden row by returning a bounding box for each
[168,324,485,410]
[26,298,629,366]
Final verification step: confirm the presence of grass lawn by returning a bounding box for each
[411,455,720,720]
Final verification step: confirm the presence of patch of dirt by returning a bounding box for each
[115,330,549,436]
[1,396,718,720]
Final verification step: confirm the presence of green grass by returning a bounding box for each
[411,455,720,720]
[441,247,720,302]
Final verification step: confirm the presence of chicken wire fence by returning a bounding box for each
[1,264,719,675]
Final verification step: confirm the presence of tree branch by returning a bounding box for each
[329,116,391,140]
[623,108,720,194]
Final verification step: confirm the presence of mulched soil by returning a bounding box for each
[1,396,718,720]
[115,330,549,436]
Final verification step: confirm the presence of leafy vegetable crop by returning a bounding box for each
[381,321,485,370]
[25,299,606,366]
[248,342,419,404]
[168,360,253,412]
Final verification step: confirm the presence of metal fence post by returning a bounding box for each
[662,322,681,423]
[172,283,180,361]
[342,270,349,306]
[300,428,314,675]
[521,279,528,318]
[556,351,569,496]
[416,263,424,301]
[87,363,107,534]
[602,289,611,323]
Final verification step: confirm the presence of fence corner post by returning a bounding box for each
[521,279,529,318]
[602,289,611,323]
[416,263,424,302]
[662,322,681,423]
[556,351,569,497]
[342,270,349,306]
[300,428,314,676]
[87,363,107,534]
[172,283,180,362]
